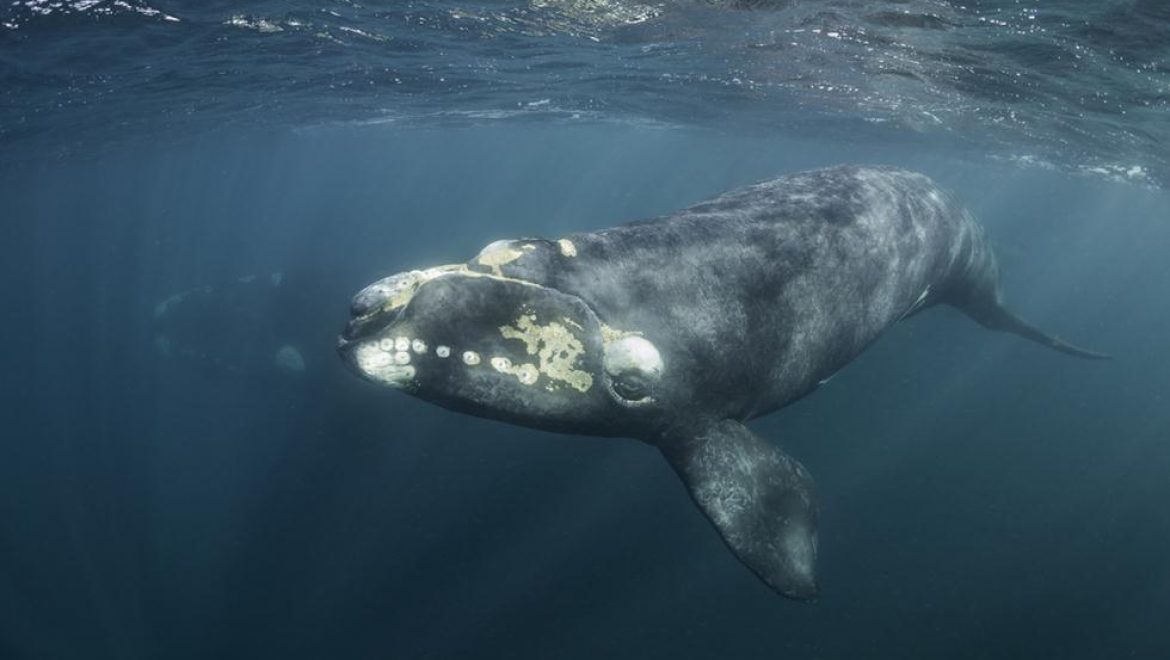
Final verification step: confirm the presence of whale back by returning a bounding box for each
[494,166,982,421]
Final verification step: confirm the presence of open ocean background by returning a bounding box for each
[2,1,1169,658]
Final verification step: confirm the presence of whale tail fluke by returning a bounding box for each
[659,419,819,600]
[963,300,1111,360]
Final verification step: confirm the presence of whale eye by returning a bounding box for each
[611,372,650,401]
[603,336,663,405]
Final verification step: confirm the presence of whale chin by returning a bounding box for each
[337,337,416,389]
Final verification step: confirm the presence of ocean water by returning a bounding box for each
[2,2,1170,659]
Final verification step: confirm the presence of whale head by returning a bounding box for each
[338,249,666,436]
[339,236,820,601]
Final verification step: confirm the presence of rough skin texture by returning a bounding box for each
[339,165,1103,600]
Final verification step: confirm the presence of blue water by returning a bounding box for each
[4,0,1169,184]
[3,2,1170,659]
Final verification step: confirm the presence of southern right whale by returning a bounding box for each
[338,165,1107,599]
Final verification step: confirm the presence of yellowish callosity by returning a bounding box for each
[557,238,578,257]
[363,252,554,322]
[499,314,593,393]
[491,356,540,386]
[476,242,535,276]
[515,363,539,385]
[378,264,464,313]
[600,323,642,345]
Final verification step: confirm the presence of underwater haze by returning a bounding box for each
[3,2,1170,659]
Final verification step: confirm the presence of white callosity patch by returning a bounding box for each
[352,263,555,330]
[462,350,481,366]
[489,355,541,386]
[498,313,592,393]
[475,240,535,276]
[603,335,662,402]
[353,342,415,387]
[476,239,514,258]
[557,238,578,257]
[602,336,662,380]
[354,330,448,383]
[516,364,539,385]
[351,265,463,317]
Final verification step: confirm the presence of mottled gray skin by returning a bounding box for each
[339,165,1105,600]
[523,167,979,421]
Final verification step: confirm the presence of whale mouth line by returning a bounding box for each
[340,302,404,346]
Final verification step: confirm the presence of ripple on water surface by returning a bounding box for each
[1,0,1167,186]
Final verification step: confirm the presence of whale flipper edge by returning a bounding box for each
[659,419,819,600]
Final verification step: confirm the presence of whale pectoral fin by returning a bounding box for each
[659,419,819,600]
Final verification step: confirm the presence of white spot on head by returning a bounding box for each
[557,238,577,257]
[394,336,410,352]
[394,351,411,365]
[490,356,512,372]
[353,342,416,388]
[360,347,393,369]
[352,269,439,315]
[378,337,394,352]
[603,336,663,403]
[411,339,427,354]
[476,240,513,259]
[603,336,663,380]
[475,240,536,276]
[436,345,451,358]
[462,350,480,365]
[517,364,539,385]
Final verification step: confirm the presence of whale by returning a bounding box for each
[337,165,1106,600]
